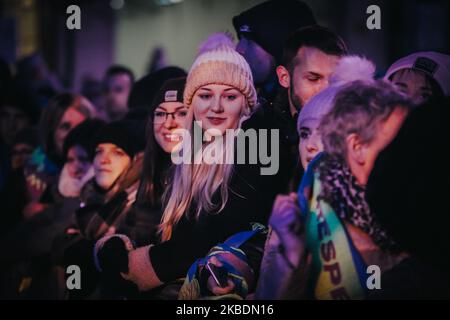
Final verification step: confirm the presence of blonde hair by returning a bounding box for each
[158,99,251,241]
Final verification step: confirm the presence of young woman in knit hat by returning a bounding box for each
[119,77,190,251]
[384,51,450,105]
[93,77,193,299]
[59,120,144,299]
[57,78,190,298]
[94,40,280,299]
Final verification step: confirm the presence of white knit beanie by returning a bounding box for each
[297,55,376,131]
[384,51,450,96]
[183,33,257,108]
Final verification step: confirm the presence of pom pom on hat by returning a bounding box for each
[197,32,235,56]
[184,33,257,109]
[330,55,376,86]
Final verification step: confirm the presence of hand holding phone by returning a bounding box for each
[206,262,229,288]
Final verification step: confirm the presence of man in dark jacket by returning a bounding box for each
[233,0,316,103]
[246,26,348,191]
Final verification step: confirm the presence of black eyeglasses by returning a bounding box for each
[153,109,188,124]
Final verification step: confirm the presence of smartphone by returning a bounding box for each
[206,262,229,288]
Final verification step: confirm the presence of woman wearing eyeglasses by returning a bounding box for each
[119,77,191,250]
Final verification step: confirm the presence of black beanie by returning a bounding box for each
[233,0,316,64]
[63,119,106,160]
[127,66,187,110]
[150,77,186,115]
[92,120,139,159]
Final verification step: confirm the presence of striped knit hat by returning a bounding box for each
[183,36,257,108]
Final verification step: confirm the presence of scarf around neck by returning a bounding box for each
[317,154,397,252]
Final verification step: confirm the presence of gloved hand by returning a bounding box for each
[94,234,134,273]
[94,234,138,298]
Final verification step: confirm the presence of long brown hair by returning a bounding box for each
[39,93,95,163]
[136,108,171,206]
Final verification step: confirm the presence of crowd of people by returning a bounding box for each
[0,0,449,300]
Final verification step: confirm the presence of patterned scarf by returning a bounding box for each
[317,154,397,252]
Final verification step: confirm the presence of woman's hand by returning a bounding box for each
[269,193,305,268]
[94,234,134,273]
[206,256,235,295]
[269,193,301,236]
[120,245,163,292]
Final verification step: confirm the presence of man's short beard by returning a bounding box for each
[289,76,303,111]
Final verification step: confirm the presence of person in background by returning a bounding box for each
[256,57,413,299]
[81,76,105,114]
[127,66,187,110]
[1,128,39,235]
[61,120,143,299]
[14,53,61,111]
[22,93,96,219]
[233,0,316,103]
[0,93,37,149]
[245,25,348,196]
[102,65,135,121]
[0,119,103,299]
[384,51,450,105]
[0,87,40,191]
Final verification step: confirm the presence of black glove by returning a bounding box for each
[95,235,138,299]
[97,236,129,274]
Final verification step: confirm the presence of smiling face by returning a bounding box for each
[153,102,191,153]
[192,84,246,135]
[93,143,131,190]
[298,119,323,170]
